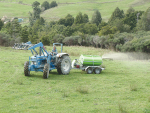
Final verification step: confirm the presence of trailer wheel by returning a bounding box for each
[43,64,49,79]
[94,67,101,74]
[24,61,30,76]
[86,67,93,74]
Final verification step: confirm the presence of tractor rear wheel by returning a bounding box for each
[94,67,101,74]
[57,56,71,75]
[24,61,30,76]
[43,64,49,79]
[86,67,93,74]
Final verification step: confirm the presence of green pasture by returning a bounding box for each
[0,46,150,112]
[0,0,150,22]
[0,2,32,18]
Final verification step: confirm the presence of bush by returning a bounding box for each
[0,32,21,46]
[50,1,57,8]
[63,36,80,45]
[53,34,65,43]
[41,1,50,10]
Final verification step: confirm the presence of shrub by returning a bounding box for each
[53,34,65,43]
[63,36,80,45]
[41,1,50,10]
[49,1,57,8]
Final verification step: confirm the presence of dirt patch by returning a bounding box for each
[102,52,150,61]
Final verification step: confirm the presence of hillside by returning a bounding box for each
[0,0,150,22]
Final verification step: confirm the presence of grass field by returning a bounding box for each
[0,0,150,22]
[0,46,150,112]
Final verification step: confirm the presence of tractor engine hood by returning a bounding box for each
[56,53,69,57]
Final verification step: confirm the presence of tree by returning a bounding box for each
[58,18,66,25]
[11,19,22,38]
[74,12,83,24]
[126,7,135,14]
[91,10,102,26]
[53,34,65,43]
[98,25,117,36]
[123,11,144,30]
[36,17,45,25]
[98,21,108,31]
[84,23,98,35]
[32,1,40,8]
[50,1,57,8]
[137,7,150,31]
[108,7,124,23]
[83,14,89,23]
[62,26,74,36]
[20,25,28,42]
[111,19,130,33]
[65,14,74,26]
[41,1,50,10]
[29,1,41,26]
[0,19,4,31]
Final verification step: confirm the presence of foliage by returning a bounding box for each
[1,19,22,38]
[91,10,102,26]
[65,14,74,26]
[29,1,41,26]
[63,36,81,45]
[74,12,83,24]
[58,14,74,27]
[98,25,117,36]
[62,26,74,36]
[0,19,4,31]
[98,21,108,31]
[84,23,98,35]
[41,1,50,10]
[108,7,124,23]
[49,1,58,8]
[83,14,89,23]
[136,7,150,31]
[111,19,131,33]
[20,25,28,43]
[126,7,135,14]
[53,34,65,43]
[123,11,144,30]
[0,32,11,46]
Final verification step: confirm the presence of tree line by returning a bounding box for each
[0,1,150,53]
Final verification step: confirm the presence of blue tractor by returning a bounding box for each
[24,42,72,79]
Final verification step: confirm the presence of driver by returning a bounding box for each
[52,45,58,55]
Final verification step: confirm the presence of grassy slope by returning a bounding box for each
[0,0,150,22]
[0,2,32,18]
[0,46,150,112]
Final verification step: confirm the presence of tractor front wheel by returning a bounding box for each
[43,64,49,79]
[24,61,30,76]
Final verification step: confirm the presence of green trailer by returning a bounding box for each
[72,55,104,74]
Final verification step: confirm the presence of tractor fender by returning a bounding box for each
[56,53,69,58]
